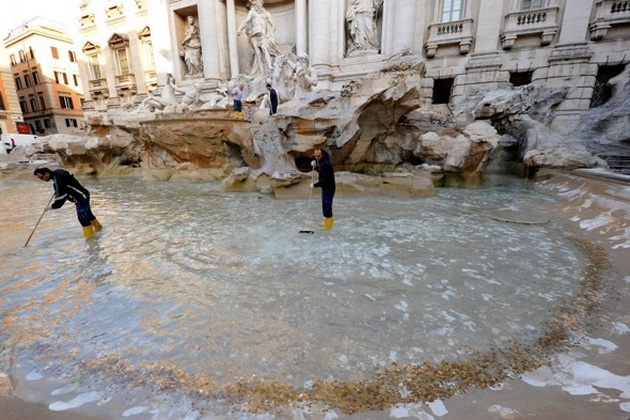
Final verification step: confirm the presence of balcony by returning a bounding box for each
[590,0,630,40]
[115,74,137,94]
[501,6,560,49]
[144,70,157,91]
[425,18,474,58]
[88,78,108,94]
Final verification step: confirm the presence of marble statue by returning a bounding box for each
[136,74,179,112]
[271,54,296,101]
[291,53,318,97]
[346,0,383,55]
[181,15,203,77]
[170,81,203,111]
[237,0,280,77]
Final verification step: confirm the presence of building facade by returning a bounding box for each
[75,0,629,132]
[0,42,24,137]
[3,18,85,136]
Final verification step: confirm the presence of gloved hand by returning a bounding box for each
[310,183,315,188]
[311,160,316,168]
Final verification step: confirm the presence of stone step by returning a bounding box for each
[598,154,630,175]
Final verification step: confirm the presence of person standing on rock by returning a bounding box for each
[232,84,246,120]
[266,83,278,115]
[310,148,336,230]
[33,167,102,239]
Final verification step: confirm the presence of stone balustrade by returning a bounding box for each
[501,6,559,49]
[88,78,108,94]
[590,0,630,40]
[425,18,474,58]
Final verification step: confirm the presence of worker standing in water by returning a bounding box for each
[310,148,336,230]
[33,167,103,239]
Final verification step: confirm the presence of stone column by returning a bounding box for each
[451,1,508,105]
[197,0,221,80]
[308,0,333,68]
[226,0,240,78]
[557,0,591,45]
[380,0,417,56]
[295,0,308,55]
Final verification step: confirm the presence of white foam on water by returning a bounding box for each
[49,391,103,411]
[579,214,612,231]
[390,404,435,419]
[26,371,43,381]
[427,400,447,417]
[521,354,630,399]
[582,337,618,354]
[122,406,149,416]
[51,383,79,395]
[488,404,519,418]
[620,401,630,413]
[611,321,630,334]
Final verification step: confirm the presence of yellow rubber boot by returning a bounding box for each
[91,219,103,231]
[321,217,334,230]
[234,111,240,119]
[82,225,95,239]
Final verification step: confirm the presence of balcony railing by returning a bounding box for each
[88,78,108,93]
[501,6,560,49]
[115,74,137,93]
[590,0,630,40]
[425,18,474,58]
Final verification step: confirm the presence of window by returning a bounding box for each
[44,119,51,128]
[19,100,27,113]
[39,95,46,109]
[29,47,35,60]
[115,48,131,74]
[32,69,40,84]
[29,97,37,111]
[521,0,547,10]
[19,51,25,63]
[54,71,60,84]
[35,120,43,131]
[88,54,102,79]
[10,54,16,66]
[59,96,74,109]
[62,73,68,84]
[510,71,533,87]
[14,75,23,90]
[24,73,32,87]
[51,46,59,59]
[442,0,463,22]
[68,51,77,62]
[0,94,5,110]
[590,65,625,108]
[432,78,455,104]
[65,118,78,127]
[73,74,79,86]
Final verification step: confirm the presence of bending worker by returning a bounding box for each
[310,148,336,230]
[34,167,103,239]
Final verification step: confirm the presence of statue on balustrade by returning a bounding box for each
[346,0,383,55]
[237,0,280,78]
[181,15,204,77]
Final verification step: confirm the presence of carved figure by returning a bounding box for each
[200,82,230,109]
[346,0,383,55]
[136,74,179,112]
[291,53,318,97]
[271,54,296,101]
[237,0,280,77]
[181,15,203,76]
[170,80,203,111]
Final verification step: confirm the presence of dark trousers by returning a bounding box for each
[76,200,96,227]
[321,189,335,218]
[233,100,242,112]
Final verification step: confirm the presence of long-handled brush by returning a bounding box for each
[299,164,317,234]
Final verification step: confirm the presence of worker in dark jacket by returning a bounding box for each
[310,148,336,229]
[33,167,103,239]
[266,83,278,115]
